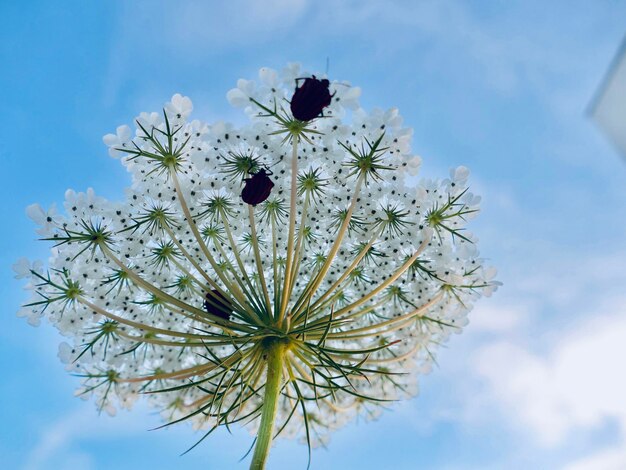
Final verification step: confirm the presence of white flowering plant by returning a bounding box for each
[15,64,498,469]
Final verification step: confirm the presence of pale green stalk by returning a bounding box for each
[170,171,254,312]
[116,331,246,348]
[248,205,273,315]
[289,174,365,320]
[305,225,383,314]
[270,215,280,320]
[328,236,432,320]
[221,211,267,316]
[327,292,445,339]
[118,350,245,384]
[77,296,214,340]
[279,138,300,324]
[286,192,310,304]
[162,225,218,287]
[99,244,251,333]
[170,258,210,291]
[212,234,266,325]
[249,339,286,470]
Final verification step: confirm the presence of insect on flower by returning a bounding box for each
[241,167,275,206]
[204,289,233,320]
[290,75,334,122]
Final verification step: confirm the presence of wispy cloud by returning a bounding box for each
[468,293,626,457]
[24,404,147,470]
[24,406,94,470]
[103,0,310,106]
[562,447,626,470]
[102,0,559,107]
[394,285,626,470]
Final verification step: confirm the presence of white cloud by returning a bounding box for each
[115,0,309,53]
[102,0,552,106]
[315,0,570,95]
[562,447,626,470]
[467,302,528,334]
[102,0,312,108]
[24,407,92,470]
[169,0,309,47]
[472,297,626,447]
[24,404,148,470]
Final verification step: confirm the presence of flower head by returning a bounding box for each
[17,65,498,468]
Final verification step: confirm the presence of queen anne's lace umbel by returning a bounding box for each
[16,64,498,460]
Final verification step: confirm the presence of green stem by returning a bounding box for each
[289,174,365,320]
[248,205,273,317]
[250,340,286,470]
[279,138,299,323]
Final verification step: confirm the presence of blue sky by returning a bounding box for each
[2,1,626,469]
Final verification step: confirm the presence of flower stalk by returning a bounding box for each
[279,137,300,325]
[250,338,287,470]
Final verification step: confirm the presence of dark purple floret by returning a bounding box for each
[241,168,274,206]
[204,290,233,320]
[290,75,333,122]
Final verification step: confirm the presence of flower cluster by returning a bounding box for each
[16,64,498,468]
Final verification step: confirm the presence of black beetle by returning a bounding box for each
[241,168,274,206]
[204,289,233,320]
[290,75,335,122]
